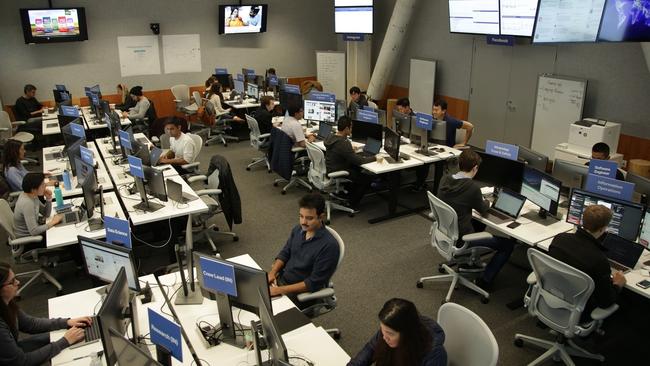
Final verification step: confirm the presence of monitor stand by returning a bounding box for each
[216,293,249,348]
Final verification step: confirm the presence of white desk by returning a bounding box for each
[42,112,62,136]
[81,107,131,131]
[46,192,126,249]
[42,144,114,197]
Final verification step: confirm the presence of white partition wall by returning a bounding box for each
[408,58,436,113]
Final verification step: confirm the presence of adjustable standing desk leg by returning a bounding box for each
[432,160,444,195]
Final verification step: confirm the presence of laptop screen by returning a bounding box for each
[602,234,644,269]
[493,189,526,218]
[363,137,381,155]
[318,122,333,140]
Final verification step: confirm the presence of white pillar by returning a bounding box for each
[346,39,372,92]
[367,0,418,100]
[641,43,650,75]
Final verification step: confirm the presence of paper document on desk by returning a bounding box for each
[481,186,495,196]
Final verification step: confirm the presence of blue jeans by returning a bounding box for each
[467,236,515,283]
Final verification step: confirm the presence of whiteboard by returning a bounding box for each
[316,51,346,99]
[117,36,161,77]
[530,74,587,158]
[162,34,202,74]
[408,59,437,114]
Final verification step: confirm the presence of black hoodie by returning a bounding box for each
[437,173,489,239]
[323,134,374,173]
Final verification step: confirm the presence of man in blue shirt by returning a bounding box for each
[432,99,474,148]
[267,194,340,308]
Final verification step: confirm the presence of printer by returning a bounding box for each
[555,118,623,165]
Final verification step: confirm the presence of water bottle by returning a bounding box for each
[53,182,64,208]
[62,170,72,190]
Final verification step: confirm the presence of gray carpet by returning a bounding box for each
[4,137,647,365]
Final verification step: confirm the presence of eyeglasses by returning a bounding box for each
[2,277,18,287]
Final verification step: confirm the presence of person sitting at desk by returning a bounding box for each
[207,81,243,123]
[204,75,217,96]
[432,99,474,149]
[3,140,56,192]
[158,119,196,175]
[14,84,45,137]
[324,116,376,210]
[13,173,62,242]
[267,194,340,308]
[0,262,91,366]
[437,149,515,290]
[281,105,315,148]
[348,86,368,118]
[115,83,136,112]
[549,204,626,319]
[348,298,447,366]
[586,142,625,181]
[121,86,150,121]
[252,95,277,135]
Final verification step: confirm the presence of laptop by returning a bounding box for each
[484,188,527,224]
[59,210,83,226]
[315,122,333,141]
[356,137,381,158]
[166,179,198,203]
[150,147,164,166]
[602,233,645,273]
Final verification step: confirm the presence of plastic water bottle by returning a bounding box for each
[62,170,72,190]
[53,182,63,208]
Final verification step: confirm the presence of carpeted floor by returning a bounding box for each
[5,137,649,365]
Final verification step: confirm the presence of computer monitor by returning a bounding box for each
[317,122,333,140]
[132,168,164,213]
[105,112,122,155]
[351,120,383,143]
[518,145,549,173]
[253,289,289,365]
[130,139,150,166]
[392,110,411,137]
[108,328,162,366]
[60,119,84,148]
[58,112,81,129]
[626,172,650,205]
[552,159,589,194]
[194,252,272,348]
[96,267,140,366]
[215,73,233,90]
[279,91,303,112]
[304,98,336,123]
[143,166,168,202]
[384,127,401,163]
[74,157,93,186]
[233,79,245,94]
[520,166,562,217]
[335,99,347,119]
[566,188,645,241]
[474,151,525,193]
[78,236,140,291]
[66,139,88,177]
[602,233,646,269]
[81,167,100,221]
[639,209,650,248]
[430,120,446,145]
[247,83,259,99]
[53,89,71,104]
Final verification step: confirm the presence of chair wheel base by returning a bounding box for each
[325,220,331,225]
[281,191,287,195]
[233,236,239,242]
[416,281,423,288]
[267,170,272,173]
[273,182,279,187]
[481,296,489,304]
[438,265,445,274]
[514,338,524,347]
[246,167,251,171]
[56,290,64,296]
[332,332,341,340]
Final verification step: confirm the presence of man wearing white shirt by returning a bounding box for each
[281,105,314,148]
[159,119,196,174]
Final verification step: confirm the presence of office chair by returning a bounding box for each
[438,302,499,366]
[269,128,312,194]
[130,100,157,136]
[514,249,619,365]
[416,191,495,303]
[181,134,203,177]
[296,225,344,339]
[203,95,239,147]
[171,84,193,112]
[244,114,271,172]
[0,200,63,296]
[0,111,34,146]
[187,169,238,254]
[304,142,355,223]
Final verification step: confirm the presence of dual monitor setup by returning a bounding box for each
[75,235,292,366]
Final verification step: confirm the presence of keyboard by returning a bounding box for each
[609,260,631,273]
[84,317,101,343]
[356,151,376,159]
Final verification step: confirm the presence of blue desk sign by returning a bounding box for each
[214,68,228,75]
[283,84,301,95]
[588,159,618,179]
[60,105,78,117]
[356,109,379,124]
[485,140,519,161]
[60,91,71,101]
[236,73,244,81]
[79,146,94,166]
[127,155,144,179]
[307,91,336,103]
[487,35,514,46]
[199,256,237,296]
[70,123,85,139]
[244,68,255,75]
[148,309,182,362]
[104,216,131,249]
[362,105,376,111]
[415,112,433,131]
[268,75,278,86]
[585,174,635,201]
[119,130,131,150]
[55,84,67,91]
[343,34,365,41]
[89,93,99,106]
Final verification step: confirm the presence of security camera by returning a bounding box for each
[150,23,160,35]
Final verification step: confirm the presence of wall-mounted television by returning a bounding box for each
[335,1,373,34]
[598,0,650,42]
[218,4,268,34]
[19,8,88,44]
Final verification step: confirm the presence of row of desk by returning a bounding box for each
[42,106,131,136]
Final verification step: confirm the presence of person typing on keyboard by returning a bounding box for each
[0,262,90,365]
[436,149,515,290]
[549,205,626,321]
[13,173,63,248]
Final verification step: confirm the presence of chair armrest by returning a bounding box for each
[0,127,9,132]
[11,121,26,126]
[527,272,537,285]
[196,189,221,196]
[21,158,38,165]
[181,162,200,170]
[173,99,182,103]
[297,288,335,302]
[9,191,21,198]
[187,175,207,184]
[258,133,271,140]
[327,171,349,179]
[462,232,493,242]
[590,304,619,321]
[151,136,160,143]
[10,236,44,246]
[291,147,306,153]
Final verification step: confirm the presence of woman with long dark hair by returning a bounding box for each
[3,140,56,192]
[347,298,447,366]
[0,262,91,365]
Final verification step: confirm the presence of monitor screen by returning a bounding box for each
[279,91,303,112]
[384,127,401,162]
[78,236,140,291]
[552,159,589,192]
[335,6,374,34]
[598,0,650,42]
[518,145,549,172]
[627,172,650,202]
[474,150,525,193]
[335,0,373,5]
[219,5,268,34]
[494,189,527,217]
[97,268,132,366]
[246,82,259,98]
[602,233,645,268]
[392,110,412,136]
[500,0,538,36]
[533,0,607,43]
[566,188,644,241]
[109,328,162,366]
[520,166,562,215]
[19,8,88,44]
[351,120,383,142]
[304,99,336,123]
[640,209,650,247]
[448,0,500,35]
